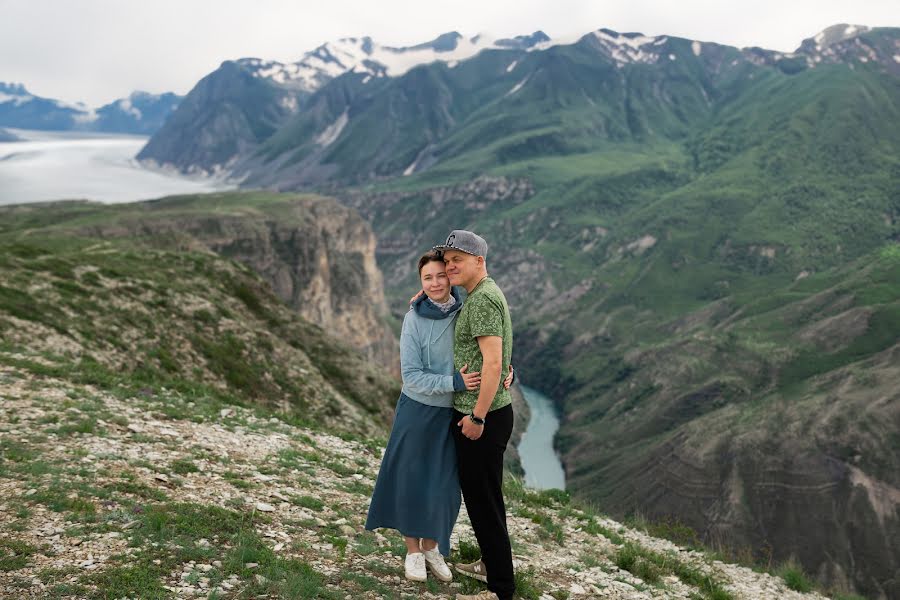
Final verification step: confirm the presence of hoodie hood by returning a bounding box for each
[413,286,463,320]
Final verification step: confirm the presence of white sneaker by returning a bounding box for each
[404,552,427,582]
[423,545,453,582]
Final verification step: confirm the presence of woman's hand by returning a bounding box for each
[459,364,481,391]
[503,364,514,389]
[409,289,424,305]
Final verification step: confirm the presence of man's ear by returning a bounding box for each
[476,256,486,267]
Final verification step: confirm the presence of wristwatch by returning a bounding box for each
[468,414,485,426]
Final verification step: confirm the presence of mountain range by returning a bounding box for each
[0,82,181,135]
[136,31,551,174]
[137,24,900,183]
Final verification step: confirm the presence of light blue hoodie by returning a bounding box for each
[400,287,466,407]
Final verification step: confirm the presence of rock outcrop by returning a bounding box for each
[70,192,398,369]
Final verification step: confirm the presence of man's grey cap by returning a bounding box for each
[433,230,488,258]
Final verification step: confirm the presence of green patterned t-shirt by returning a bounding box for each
[453,277,513,414]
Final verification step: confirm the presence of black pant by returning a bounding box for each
[452,405,515,600]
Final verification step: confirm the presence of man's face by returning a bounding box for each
[443,250,480,287]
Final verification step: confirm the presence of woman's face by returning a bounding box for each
[420,260,451,303]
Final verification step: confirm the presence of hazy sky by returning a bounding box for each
[2,0,898,107]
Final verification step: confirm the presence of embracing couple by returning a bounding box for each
[365,230,516,600]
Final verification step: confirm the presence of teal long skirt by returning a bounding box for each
[365,393,461,556]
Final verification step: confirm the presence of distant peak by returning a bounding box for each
[799,24,870,52]
[0,82,29,95]
[496,31,551,49]
[410,31,463,53]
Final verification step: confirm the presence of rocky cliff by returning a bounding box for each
[33,192,399,369]
[0,216,399,433]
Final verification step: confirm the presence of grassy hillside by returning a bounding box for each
[0,205,399,436]
[0,351,838,599]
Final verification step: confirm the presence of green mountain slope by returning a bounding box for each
[137,61,303,173]
[238,31,747,186]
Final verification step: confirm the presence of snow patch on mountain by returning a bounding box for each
[117,98,142,120]
[807,24,871,52]
[246,32,551,93]
[506,76,530,97]
[506,60,518,72]
[366,35,500,77]
[692,41,702,56]
[280,96,299,112]
[72,110,98,124]
[0,92,33,106]
[315,110,349,147]
[592,30,662,65]
[402,156,420,176]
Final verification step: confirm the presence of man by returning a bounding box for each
[434,230,515,600]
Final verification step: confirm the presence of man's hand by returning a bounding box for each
[503,364,514,390]
[458,415,484,440]
[409,289,424,305]
[459,364,481,391]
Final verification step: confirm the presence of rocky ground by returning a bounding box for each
[0,350,832,599]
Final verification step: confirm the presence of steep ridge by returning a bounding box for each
[136,64,302,175]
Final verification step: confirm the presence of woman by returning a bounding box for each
[365,251,512,584]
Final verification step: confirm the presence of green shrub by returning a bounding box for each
[0,538,36,571]
[170,458,199,475]
[778,561,813,592]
